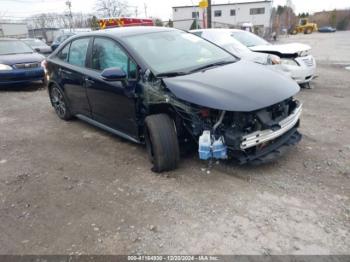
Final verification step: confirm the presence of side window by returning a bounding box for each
[91,38,137,78]
[191,31,203,37]
[129,59,137,79]
[68,38,90,67]
[56,43,70,62]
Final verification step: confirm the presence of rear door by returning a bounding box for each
[54,37,92,116]
[84,37,139,138]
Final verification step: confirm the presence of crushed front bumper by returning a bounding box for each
[281,55,316,84]
[236,127,301,165]
[227,102,302,164]
[241,102,302,150]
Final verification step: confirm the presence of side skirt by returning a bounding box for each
[75,114,141,144]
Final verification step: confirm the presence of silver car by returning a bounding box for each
[22,38,52,56]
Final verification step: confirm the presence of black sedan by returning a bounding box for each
[45,27,302,172]
[318,26,336,33]
[0,38,46,86]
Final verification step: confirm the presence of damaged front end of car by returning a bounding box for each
[175,99,302,164]
[139,71,302,165]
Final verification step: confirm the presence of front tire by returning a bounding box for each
[49,85,72,120]
[144,114,180,173]
[304,28,312,34]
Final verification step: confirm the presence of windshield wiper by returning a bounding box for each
[155,60,235,77]
[189,60,235,73]
[156,71,188,78]
[2,52,33,55]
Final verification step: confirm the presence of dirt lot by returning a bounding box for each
[0,32,349,255]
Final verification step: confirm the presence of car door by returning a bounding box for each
[55,37,92,116]
[84,37,139,139]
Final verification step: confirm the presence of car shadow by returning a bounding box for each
[0,82,45,92]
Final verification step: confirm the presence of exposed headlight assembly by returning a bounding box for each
[298,50,310,57]
[281,59,299,66]
[268,54,281,65]
[0,64,13,71]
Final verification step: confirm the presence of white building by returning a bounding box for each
[172,0,272,34]
[0,23,28,38]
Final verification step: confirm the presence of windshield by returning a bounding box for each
[231,31,270,47]
[123,30,236,75]
[206,31,252,55]
[0,40,33,55]
[23,39,46,48]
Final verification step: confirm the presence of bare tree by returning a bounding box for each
[95,0,131,17]
[26,13,92,29]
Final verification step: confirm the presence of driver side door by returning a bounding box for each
[85,37,139,139]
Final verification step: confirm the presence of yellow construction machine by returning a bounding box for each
[291,18,318,34]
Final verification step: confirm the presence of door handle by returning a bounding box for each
[58,68,72,75]
[84,77,95,85]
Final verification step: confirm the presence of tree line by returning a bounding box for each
[2,0,166,30]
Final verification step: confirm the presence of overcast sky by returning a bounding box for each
[0,0,349,21]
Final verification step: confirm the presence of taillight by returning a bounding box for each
[41,60,47,70]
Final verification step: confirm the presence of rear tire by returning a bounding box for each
[49,85,72,120]
[144,114,180,173]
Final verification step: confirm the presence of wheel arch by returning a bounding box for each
[48,80,71,109]
[139,103,178,142]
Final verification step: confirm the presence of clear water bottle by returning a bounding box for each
[198,130,212,160]
[212,137,228,159]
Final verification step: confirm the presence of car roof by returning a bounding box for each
[72,26,178,39]
[190,29,252,53]
[21,38,43,41]
[191,28,246,33]
[0,38,21,41]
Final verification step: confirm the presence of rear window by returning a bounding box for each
[56,43,70,62]
[231,31,269,47]
[191,31,203,37]
[0,40,33,55]
[68,38,90,67]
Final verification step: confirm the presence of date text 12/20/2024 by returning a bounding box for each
[127,255,220,261]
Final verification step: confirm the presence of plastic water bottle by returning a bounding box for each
[212,137,228,159]
[198,131,212,160]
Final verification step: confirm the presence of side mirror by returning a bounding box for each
[101,67,127,81]
[34,48,41,53]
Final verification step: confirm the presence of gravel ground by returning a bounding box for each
[0,31,349,255]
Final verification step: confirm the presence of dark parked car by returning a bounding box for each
[0,38,45,85]
[318,26,336,33]
[22,38,52,55]
[46,27,302,172]
[51,33,75,51]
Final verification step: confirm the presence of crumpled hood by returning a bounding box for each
[163,60,300,112]
[241,51,269,65]
[250,43,311,55]
[0,53,44,66]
